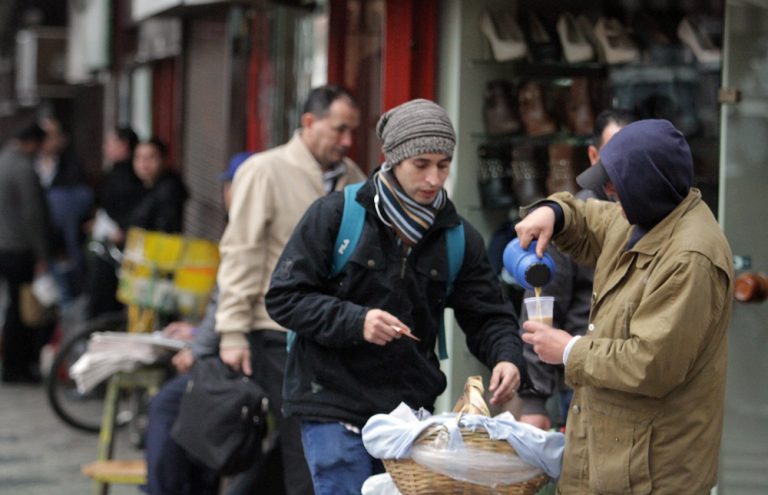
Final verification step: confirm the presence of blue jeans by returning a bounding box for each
[300,421,384,495]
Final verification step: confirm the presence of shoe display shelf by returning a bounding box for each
[471,58,607,79]
[473,56,605,211]
[470,1,723,217]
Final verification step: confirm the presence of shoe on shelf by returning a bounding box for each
[546,142,580,195]
[483,80,521,136]
[677,16,721,64]
[524,11,561,62]
[557,12,595,63]
[480,10,527,62]
[477,144,517,210]
[511,144,545,205]
[518,80,557,137]
[565,77,595,136]
[593,17,640,65]
[576,15,604,62]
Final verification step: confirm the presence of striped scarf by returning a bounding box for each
[373,164,447,246]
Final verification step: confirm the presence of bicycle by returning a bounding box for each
[45,311,132,433]
[45,239,161,438]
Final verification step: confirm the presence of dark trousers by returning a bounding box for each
[248,330,314,495]
[145,374,219,495]
[146,372,282,495]
[84,251,123,319]
[0,250,39,381]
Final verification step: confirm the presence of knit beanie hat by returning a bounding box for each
[376,99,456,165]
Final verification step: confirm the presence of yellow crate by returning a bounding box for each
[117,228,219,320]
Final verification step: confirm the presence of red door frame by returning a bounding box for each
[152,58,180,170]
[327,0,347,87]
[328,0,438,108]
[382,0,438,109]
[246,12,270,153]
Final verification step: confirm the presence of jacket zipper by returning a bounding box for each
[400,255,407,279]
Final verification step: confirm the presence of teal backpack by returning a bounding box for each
[287,182,465,359]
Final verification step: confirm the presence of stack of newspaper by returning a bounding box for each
[70,332,186,393]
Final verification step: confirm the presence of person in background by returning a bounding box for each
[145,152,261,495]
[35,117,86,189]
[517,119,733,493]
[517,109,636,431]
[124,137,187,236]
[35,117,93,304]
[85,126,144,319]
[265,98,528,495]
[215,85,366,495]
[98,126,145,234]
[0,123,51,383]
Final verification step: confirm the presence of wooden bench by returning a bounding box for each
[81,459,147,485]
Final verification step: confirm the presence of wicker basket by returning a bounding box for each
[384,428,548,495]
[383,377,549,495]
[384,459,547,495]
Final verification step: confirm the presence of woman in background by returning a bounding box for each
[124,137,187,236]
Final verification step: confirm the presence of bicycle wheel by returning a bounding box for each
[45,312,133,432]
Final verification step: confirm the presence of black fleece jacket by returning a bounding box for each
[266,179,529,427]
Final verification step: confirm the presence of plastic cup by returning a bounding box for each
[523,296,554,326]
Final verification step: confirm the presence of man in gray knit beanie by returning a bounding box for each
[266,97,529,495]
[376,98,456,165]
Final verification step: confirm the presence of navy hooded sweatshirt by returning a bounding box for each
[549,119,694,248]
[600,119,693,231]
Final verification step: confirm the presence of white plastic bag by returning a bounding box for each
[32,273,61,307]
[361,473,402,495]
[410,440,543,486]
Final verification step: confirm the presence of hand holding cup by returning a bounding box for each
[521,296,572,365]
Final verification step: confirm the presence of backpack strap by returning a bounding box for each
[288,182,364,353]
[331,182,366,277]
[445,223,465,296]
[437,222,465,360]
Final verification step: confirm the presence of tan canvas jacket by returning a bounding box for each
[547,189,733,494]
[215,133,366,349]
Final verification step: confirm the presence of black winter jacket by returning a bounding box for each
[127,171,188,233]
[266,179,529,427]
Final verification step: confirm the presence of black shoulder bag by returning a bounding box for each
[171,356,269,475]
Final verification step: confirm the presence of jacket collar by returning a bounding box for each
[630,188,702,257]
[355,176,461,231]
[285,131,323,174]
[284,131,357,193]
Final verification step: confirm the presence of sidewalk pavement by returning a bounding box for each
[0,380,141,495]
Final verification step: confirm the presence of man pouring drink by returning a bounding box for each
[515,119,733,494]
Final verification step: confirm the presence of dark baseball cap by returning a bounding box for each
[576,160,611,191]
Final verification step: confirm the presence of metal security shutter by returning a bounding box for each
[182,15,229,241]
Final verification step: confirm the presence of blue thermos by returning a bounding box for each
[502,238,555,290]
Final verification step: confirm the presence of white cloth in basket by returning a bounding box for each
[362,402,564,479]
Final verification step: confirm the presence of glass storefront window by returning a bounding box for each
[247,2,332,150]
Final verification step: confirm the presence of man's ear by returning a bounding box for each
[587,145,600,166]
[300,112,315,130]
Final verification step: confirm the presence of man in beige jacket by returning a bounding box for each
[215,85,366,494]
